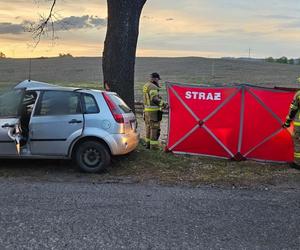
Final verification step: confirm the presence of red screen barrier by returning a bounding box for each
[166,83,295,162]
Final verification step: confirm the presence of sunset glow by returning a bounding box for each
[0,0,300,58]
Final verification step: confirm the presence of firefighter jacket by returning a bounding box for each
[143,82,165,112]
[286,90,300,129]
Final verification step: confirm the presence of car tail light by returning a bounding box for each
[103,92,124,123]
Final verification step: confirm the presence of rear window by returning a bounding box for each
[108,94,132,114]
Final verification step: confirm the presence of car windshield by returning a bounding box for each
[0,90,23,117]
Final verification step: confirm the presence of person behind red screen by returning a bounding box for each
[104,81,110,91]
[283,88,300,170]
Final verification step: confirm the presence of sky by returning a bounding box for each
[0,0,300,58]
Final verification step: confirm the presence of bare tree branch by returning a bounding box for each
[28,0,57,46]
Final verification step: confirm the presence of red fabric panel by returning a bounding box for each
[173,127,230,158]
[241,90,281,155]
[167,83,295,163]
[246,129,294,162]
[206,90,241,154]
[167,87,198,148]
[242,87,294,162]
[249,88,295,121]
[171,85,237,120]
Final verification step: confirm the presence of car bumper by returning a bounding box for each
[109,132,140,155]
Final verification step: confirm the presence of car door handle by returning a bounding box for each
[69,119,82,124]
[1,123,15,128]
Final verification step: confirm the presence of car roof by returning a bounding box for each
[14,80,57,89]
[14,80,112,94]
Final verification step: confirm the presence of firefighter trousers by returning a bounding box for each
[144,111,161,150]
[293,130,300,164]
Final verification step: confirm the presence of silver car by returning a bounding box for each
[0,80,139,173]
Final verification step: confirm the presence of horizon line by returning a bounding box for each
[1,56,267,60]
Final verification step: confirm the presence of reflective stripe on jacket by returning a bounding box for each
[144,106,161,112]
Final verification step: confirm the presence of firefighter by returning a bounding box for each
[143,73,167,149]
[283,90,300,169]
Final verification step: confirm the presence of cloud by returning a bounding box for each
[89,16,106,27]
[0,22,24,34]
[215,28,266,37]
[0,15,106,35]
[55,15,107,31]
[281,21,300,29]
[257,14,297,20]
[143,16,154,19]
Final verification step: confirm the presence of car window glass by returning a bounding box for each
[83,94,99,114]
[0,90,23,117]
[108,94,132,114]
[37,91,82,116]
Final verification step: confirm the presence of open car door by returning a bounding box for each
[29,90,84,156]
[0,89,24,156]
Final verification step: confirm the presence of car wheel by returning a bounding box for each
[75,141,111,173]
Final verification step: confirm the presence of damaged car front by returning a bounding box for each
[0,89,26,155]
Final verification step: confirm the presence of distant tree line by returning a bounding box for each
[0,52,74,60]
[36,53,74,59]
[266,56,300,65]
[0,52,6,59]
[58,53,73,58]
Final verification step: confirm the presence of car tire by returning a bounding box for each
[74,141,111,173]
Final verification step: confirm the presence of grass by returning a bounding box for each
[105,143,299,187]
[0,81,163,103]
[0,83,13,92]
[0,81,102,91]
[54,81,102,89]
[0,142,299,188]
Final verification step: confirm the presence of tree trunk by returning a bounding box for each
[103,0,146,111]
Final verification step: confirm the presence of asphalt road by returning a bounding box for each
[0,179,299,250]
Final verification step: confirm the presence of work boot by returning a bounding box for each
[143,138,150,149]
[289,162,300,170]
[150,146,160,151]
[150,140,160,150]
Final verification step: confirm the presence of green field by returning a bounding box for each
[1,57,300,101]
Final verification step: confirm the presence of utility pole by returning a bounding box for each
[248,48,251,58]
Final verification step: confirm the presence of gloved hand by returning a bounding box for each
[160,102,169,109]
[283,120,291,128]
